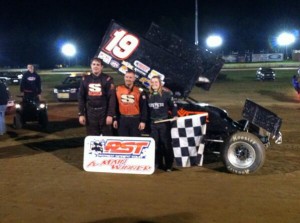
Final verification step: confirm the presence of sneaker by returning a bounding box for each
[166,168,172,172]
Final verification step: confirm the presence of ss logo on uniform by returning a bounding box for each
[121,95,135,103]
[88,83,102,96]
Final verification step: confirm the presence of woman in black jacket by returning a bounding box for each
[0,81,9,135]
[148,76,178,171]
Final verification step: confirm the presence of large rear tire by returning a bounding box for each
[221,132,265,175]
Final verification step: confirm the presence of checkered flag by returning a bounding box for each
[171,114,207,167]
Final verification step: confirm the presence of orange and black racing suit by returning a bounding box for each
[78,73,116,136]
[115,85,147,136]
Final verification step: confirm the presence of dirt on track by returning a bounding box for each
[1,100,300,223]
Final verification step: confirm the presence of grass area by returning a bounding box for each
[8,69,297,106]
[189,69,297,107]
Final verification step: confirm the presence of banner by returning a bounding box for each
[83,136,155,175]
[251,53,283,62]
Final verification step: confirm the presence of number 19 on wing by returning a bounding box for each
[103,30,140,60]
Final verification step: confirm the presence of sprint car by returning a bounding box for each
[96,20,282,174]
[175,97,281,174]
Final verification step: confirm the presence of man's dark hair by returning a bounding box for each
[90,57,103,65]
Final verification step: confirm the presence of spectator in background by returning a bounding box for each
[292,75,300,98]
[20,64,42,101]
[0,81,9,135]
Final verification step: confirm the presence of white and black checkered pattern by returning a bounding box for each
[171,114,207,167]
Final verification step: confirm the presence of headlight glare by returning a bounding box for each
[39,104,46,109]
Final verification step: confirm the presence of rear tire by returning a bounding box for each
[221,132,265,175]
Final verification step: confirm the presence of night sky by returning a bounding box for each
[1,0,300,68]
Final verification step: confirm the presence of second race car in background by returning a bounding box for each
[256,67,276,81]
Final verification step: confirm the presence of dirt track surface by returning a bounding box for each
[1,101,300,223]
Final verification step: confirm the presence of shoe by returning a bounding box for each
[166,167,178,172]
[156,164,166,171]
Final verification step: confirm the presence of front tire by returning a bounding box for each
[221,132,265,175]
[39,110,48,129]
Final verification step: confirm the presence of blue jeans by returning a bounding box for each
[0,105,7,135]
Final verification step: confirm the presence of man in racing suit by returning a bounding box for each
[20,64,42,100]
[113,71,147,136]
[78,58,116,136]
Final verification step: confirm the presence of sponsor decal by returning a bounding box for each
[83,136,155,175]
[148,102,164,109]
[134,67,147,76]
[120,94,135,104]
[134,60,151,73]
[88,139,150,158]
[27,76,36,81]
[88,83,102,96]
[252,53,283,62]
[118,65,128,74]
[268,54,282,60]
[148,69,165,80]
[121,60,134,70]
[110,60,120,69]
[98,51,112,64]
[139,77,151,88]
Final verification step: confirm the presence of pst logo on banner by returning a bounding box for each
[83,136,155,175]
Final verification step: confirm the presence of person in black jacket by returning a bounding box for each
[20,64,42,100]
[148,76,178,171]
[78,58,116,136]
[0,81,9,135]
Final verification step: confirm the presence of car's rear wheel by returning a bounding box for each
[221,132,265,175]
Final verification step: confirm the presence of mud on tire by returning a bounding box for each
[221,132,265,175]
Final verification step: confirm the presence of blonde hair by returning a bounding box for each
[149,76,163,97]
